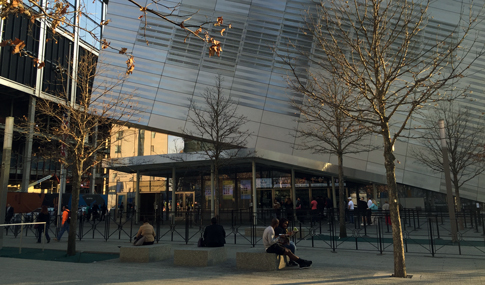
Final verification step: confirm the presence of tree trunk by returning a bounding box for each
[452,175,464,230]
[337,153,347,238]
[214,163,220,218]
[67,168,81,256]
[383,134,406,277]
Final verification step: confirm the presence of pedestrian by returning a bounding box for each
[310,197,318,224]
[326,197,334,220]
[263,218,312,269]
[347,197,354,224]
[273,198,281,219]
[5,203,14,234]
[358,197,367,226]
[295,197,304,224]
[367,197,373,225]
[100,203,107,221]
[382,201,391,225]
[127,202,132,219]
[284,197,294,220]
[36,205,51,243]
[370,199,378,224]
[54,206,70,241]
[317,196,325,220]
[91,203,99,221]
[119,202,124,218]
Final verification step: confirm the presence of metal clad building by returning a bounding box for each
[97,0,485,203]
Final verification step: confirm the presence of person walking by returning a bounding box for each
[54,206,70,241]
[310,197,318,225]
[367,197,373,225]
[36,205,51,243]
[5,203,14,235]
[100,203,107,221]
[273,198,281,219]
[382,201,391,225]
[347,197,354,224]
[358,197,367,226]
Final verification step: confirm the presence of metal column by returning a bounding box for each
[21,97,36,192]
[252,160,257,225]
[172,167,176,217]
[291,169,296,221]
[135,171,140,223]
[0,117,14,249]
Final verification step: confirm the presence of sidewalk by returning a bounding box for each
[1,234,484,285]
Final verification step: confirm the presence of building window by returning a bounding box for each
[151,145,154,152]
[116,131,123,140]
[115,145,121,153]
[139,129,145,139]
[152,132,156,138]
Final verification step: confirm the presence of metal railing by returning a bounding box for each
[3,208,484,257]
[1,222,47,253]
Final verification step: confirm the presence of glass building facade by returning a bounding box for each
[98,0,485,208]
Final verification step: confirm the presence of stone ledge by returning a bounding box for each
[174,247,227,267]
[236,248,289,271]
[120,244,172,263]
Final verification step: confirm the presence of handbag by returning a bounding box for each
[134,235,145,246]
[197,237,205,247]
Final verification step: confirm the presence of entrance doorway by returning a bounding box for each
[175,192,195,211]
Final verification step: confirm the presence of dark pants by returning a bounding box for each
[37,225,50,242]
[366,209,372,224]
[347,210,354,223]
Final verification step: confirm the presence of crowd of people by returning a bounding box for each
[272,196,334,225]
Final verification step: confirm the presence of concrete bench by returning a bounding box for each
[120,244,172,262]
[236,248,289,271]
[174,247,227,267]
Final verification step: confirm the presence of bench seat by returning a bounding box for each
[174,247,227,267]
[236,248,289,270]
[120,244,172,262]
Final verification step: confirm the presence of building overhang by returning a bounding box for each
[103,148,387,185]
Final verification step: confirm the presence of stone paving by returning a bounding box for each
[1,232,484,285]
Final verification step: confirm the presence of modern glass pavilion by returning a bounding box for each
[99,0,485,215]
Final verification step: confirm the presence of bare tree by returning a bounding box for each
[290,76,377,238]
[1,0,229,73]
[412,102,485,220]
[287,0,484,277]
[185,75,252,217]
[24,52,138,256]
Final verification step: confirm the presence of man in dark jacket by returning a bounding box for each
[358,197,368,226]
[203,217,226,247]
[5,203,14,234]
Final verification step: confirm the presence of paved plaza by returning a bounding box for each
[0,233,484,285]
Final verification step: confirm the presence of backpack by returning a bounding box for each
[66,209,71,223]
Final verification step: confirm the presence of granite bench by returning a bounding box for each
[120,244,172,262]
[174,246,227,267]
[236,248,289,270]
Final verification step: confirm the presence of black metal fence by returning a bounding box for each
[4,208,485,257]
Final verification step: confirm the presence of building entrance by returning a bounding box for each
[175,192,195,211]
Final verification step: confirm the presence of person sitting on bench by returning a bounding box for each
[263,218,312,269]
[203,217,226,247]
[134,217,155,246]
